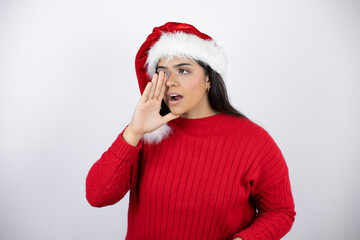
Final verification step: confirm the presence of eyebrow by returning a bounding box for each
[156,63,193,70]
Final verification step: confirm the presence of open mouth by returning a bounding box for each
[168,94,183,105]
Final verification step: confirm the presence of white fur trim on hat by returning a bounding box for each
[142,123,173,144]
[146,32,227,79]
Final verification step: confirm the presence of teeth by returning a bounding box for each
[169,94,182,101]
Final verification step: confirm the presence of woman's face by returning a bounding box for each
[157,56,215,119]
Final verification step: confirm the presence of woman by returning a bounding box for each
[86,22,296,240]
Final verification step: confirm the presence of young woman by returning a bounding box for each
[86,22,296,240]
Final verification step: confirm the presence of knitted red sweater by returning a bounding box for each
[86,113,296,240]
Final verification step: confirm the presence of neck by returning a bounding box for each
[180,109,220,119]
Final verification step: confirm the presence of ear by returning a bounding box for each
[206,76,211,88]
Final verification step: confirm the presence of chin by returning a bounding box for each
[169,108,185,116]
[165,101,183,115]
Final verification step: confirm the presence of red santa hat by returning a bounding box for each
[134,22,227,144]
[135,22,227,94]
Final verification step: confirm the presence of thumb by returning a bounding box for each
[162,112,180,123]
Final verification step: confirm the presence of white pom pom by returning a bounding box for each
[142,124,173,144]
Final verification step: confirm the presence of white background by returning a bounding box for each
[1,0,359,239]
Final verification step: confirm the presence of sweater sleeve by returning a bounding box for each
[233,128,296,240]
[85,125,142,207]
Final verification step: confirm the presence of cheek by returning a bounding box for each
[185,77,205,96]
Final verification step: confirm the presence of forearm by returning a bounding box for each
[86,127,142,207]
[235,210,295,240]
[233,173,296,240]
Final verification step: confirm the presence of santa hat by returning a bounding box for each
[134,22,227,144]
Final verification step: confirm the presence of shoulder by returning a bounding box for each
[224,115,284,161]
[223,114,272,140]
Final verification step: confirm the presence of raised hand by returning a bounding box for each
[122,71,179,146]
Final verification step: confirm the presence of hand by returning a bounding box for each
[128,71,179,136]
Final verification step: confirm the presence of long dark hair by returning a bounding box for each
[160,59,247,119]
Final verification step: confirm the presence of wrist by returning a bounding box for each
[122,125,143,146]
[127,122,145,137]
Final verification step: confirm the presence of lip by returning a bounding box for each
[168,98,182,105]
[167,92,182,97]
[167,92,183,105]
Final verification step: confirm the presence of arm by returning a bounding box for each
[233,128,296,240]
[85,125,142,207]
[86,71,178,207]
[234,171,295,240]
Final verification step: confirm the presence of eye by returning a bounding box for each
[179,69,189,74]
[156,70,169,76]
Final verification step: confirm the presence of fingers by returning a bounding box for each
[154,71,165,99]
[148,71,166,101]
[140,81,152,104]
[158,73,167,101]
[148,73,158,99]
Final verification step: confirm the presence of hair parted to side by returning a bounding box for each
[159,57,247,119]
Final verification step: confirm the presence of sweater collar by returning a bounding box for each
[167,113,231,136]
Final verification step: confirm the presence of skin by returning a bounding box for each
[123,56,219,146]
[157,56,218,119]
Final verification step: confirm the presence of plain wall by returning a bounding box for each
[1,0,359,239]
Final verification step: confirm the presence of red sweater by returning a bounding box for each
[86,113,296,240]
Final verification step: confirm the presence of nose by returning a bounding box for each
[165,72,178,87]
